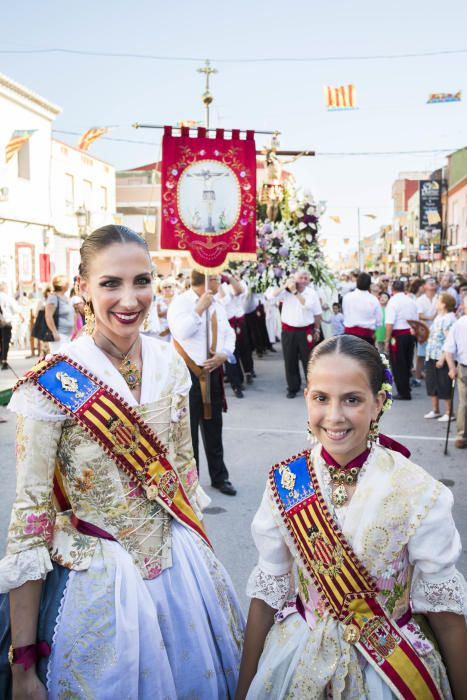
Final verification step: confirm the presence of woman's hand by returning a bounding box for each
[12,668,47,700]
[53,332,60,342]
[435,359,444,369]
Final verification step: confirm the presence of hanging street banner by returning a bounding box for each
[427,91,461,104]
[160,126,257,270]
[417,180,442,262]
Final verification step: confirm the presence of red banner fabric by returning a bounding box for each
[161,126,257,270]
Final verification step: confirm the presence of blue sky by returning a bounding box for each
[2,0,467,250]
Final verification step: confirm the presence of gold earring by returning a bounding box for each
[84,301,95,335]
[367,419,379,448]
[307,423,317,446]
[142,314,150,333]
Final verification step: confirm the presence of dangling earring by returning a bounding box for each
[307,423,317,447]
[84,301,95,335]
[142,314,150,333]
[367,419,379,448]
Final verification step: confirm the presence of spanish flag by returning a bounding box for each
[324,85,357,111]
[78,127,109,151]
[5,130,36,162]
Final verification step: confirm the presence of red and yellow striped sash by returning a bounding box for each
[269,451,442,700]
[17,355,211,549]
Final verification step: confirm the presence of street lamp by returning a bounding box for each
[75,205,89,239]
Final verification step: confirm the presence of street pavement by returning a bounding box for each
[0,347,465,612]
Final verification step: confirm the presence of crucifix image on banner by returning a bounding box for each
[161,126,257,270]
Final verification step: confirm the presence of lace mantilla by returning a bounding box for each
[412,572,466,616]
[246,565,292,610]
[0,546,53,594]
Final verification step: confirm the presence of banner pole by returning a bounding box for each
[204,268,212,417]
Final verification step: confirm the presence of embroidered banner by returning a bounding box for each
[160,126,257,270]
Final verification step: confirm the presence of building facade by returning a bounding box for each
[446,148,467,274]
[0,72,116,293]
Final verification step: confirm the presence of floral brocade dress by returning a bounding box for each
[0,334,244,699]
[245,444,466,700]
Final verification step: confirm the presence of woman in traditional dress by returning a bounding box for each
[236,335,466,699]
[0,225,244,699]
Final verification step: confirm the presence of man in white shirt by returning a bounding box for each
[342,272,382,344]
[444,294,467,449]
[268,270,322,398]
[217,273,254,396]
[384,279,419,400]
[414,278,438,384]
[439,272,459,305]
[168,270,237,495]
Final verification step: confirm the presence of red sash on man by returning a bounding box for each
[344,326,375,345]
[281,323,315,350]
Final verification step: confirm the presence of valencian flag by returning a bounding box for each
[5,130,36,162]
[160,125,257,270]
[78,127,109,151]
[427,91,461,104]
[324,85,357,111]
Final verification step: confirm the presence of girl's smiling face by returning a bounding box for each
[305,353,386,466]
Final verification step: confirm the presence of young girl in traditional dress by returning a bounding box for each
[0,225,244,699]
[236,335,466,699]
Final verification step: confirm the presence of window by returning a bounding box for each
[82,179,92,208]
[65,174,74,210]
[17,140,30,180]
[99,185,108,211]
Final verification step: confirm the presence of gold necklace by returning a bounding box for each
[327,465,360,507]
[93,332,142,391]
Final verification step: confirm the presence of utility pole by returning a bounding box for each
[197,59,217,129]
[357,207,361,270]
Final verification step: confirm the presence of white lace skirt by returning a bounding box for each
[246,611,452,700]
[47,521,244,699]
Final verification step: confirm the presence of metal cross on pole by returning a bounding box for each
[197,59,218,131]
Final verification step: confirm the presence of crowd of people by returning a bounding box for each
[0,225,465,699]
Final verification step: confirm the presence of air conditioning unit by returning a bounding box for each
[0,187,9,202]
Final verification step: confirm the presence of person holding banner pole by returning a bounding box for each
[168,270,238,495]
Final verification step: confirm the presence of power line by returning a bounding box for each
[52,130,461,157]
[3,47,467,63]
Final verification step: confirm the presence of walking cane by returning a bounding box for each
[443,379,456,456]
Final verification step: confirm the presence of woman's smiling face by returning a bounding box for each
[79,242,153,346]
[305,353,385,466]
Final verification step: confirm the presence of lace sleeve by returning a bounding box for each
[0,414,62,593]
[409,484,466,616]
[8,381,68,422]
[411,571,466,617]
[246,565,293,610]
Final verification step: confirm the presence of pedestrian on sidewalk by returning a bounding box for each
[267,270,322,399]
[0,282,20,371]
[236,335,466,700]
[423,293,457,422]
[45,275,74,353]
[444,293,467,449]
[374,291,389,353]
[414,277,438,384]
[384,279,418,400]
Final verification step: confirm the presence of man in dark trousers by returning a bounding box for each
[384,279,418,400]
[268,270,322,398]
[168,270,237,495]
